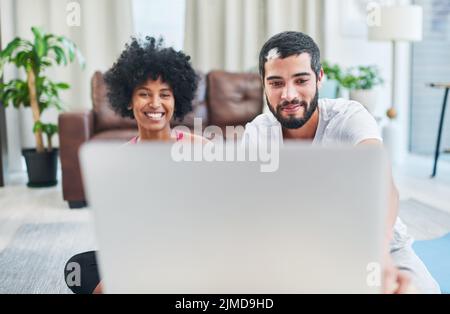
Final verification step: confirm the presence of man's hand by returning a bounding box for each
[383,253,417,294]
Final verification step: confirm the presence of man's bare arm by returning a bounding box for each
[357,139,415,293]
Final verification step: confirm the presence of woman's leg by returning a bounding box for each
[64,251,101,294]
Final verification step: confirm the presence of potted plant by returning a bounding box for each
[340,65,383,115]
[0,27,84,187]
[321,61,343,98]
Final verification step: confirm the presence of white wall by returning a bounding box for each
[133,0,186,50]
[323,0,412,164]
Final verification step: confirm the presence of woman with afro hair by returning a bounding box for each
[104,36,205,143]
[64,37,206,294]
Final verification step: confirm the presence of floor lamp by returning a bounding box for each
[368,5,423,162]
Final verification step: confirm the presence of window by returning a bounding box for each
[410,0,450,154]
[132,0,186,50]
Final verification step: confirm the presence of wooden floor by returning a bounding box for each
[394,154,450,213]
[393,154,450,241]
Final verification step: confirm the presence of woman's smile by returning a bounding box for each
[143,111,166,121]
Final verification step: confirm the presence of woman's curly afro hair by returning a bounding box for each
[104,36,198,120]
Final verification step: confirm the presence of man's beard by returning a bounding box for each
[268,88,319,129]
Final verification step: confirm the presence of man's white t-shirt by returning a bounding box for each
[242,98,411,251]
[243,98,382,147]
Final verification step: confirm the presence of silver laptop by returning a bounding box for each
[79,142,389,293]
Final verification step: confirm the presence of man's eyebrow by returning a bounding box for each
[266,76,283,81]
[292,72,311,78]
[266,72,311,81]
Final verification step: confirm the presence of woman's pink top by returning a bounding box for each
[128,130,185,144]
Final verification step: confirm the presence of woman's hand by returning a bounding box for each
[93,282,103,294]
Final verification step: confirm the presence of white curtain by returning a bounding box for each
[184,0,324,73]
[1,0,134,172]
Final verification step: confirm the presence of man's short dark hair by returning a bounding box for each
[258,31,321,83]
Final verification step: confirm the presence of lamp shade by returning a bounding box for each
[368,5,423,42]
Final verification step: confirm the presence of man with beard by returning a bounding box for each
[242,31,440,294]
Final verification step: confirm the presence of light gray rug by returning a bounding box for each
[0,208,96,294]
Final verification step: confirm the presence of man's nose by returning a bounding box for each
[281,83,298,102]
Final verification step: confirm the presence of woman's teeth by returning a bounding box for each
[145,112,164,120]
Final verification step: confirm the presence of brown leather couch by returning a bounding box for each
[58,70,264,208]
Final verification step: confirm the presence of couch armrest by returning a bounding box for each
[58,111,94,204]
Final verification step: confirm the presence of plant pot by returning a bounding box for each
[350,88,379,115]
[22,148,59,188]
[320,79,340,99]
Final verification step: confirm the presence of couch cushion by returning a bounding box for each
[91,129,138,142]
[207,71,263,128]
[91,71,137,133]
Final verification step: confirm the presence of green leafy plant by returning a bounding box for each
[322,61,343,82]
[340,65,383,90]
[321,61,344,97]
[0,26,84,153]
